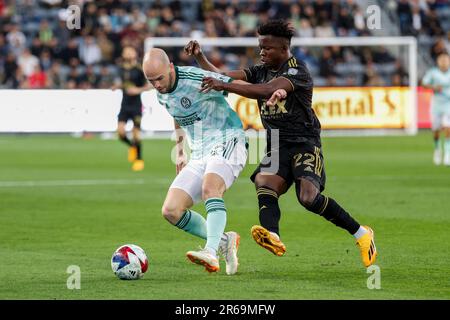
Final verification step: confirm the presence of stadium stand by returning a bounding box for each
[0,0,448,89]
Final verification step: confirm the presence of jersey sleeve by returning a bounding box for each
[243,65,263,84]
[422,69,434,86]
[279,61,313,92]
[199,69,232,84]
[188,67,232,97]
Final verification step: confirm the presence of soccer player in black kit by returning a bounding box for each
[112,46,150,171]
[185,20,377,268]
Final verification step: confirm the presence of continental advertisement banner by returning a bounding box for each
[227,87,413,130]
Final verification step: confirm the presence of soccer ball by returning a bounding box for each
[111,244,148,280]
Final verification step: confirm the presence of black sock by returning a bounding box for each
[133,140,142,160]
[306,194,360,235]
[119,135,132,146]
[256,187,281,236]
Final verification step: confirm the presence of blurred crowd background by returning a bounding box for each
[0,0,449,89]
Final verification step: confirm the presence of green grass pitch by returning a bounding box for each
[0,132,449,299]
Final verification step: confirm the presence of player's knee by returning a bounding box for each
[161,203,183,224]
[117,130,126,139]
[297,188,319,210]
[201,185,222,201]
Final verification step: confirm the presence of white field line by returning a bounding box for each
[0,179,147,188]
[0,175,447,189]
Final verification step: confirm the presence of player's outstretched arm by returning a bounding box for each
[184,40,247,80]
[201,76,293,100]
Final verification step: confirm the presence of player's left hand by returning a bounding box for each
[201,77,224,93]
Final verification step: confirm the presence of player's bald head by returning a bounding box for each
[143,48,171,75]
[142,48,175,93]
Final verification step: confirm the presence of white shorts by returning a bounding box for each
[169,137,248,204]
[431,108,450,131]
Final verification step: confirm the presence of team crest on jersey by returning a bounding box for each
[180,97,192,109]
[288,68,298,76]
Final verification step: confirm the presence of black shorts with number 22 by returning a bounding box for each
[250,140,326,192]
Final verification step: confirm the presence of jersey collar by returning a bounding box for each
[168,65,179,93]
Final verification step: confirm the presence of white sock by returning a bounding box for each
[353,226,368,239]
[270,231,280,241]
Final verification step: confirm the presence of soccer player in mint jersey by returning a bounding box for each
[185,20,377,268]
[422,53,450,166]
[142,48,248,274]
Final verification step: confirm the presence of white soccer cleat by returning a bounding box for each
[186,248,220,273]
[444,153,450,166]
[433,149,442,165]
[218,231,240,275]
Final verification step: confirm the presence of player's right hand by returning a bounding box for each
[267,89,287,107]
[184,40,202,57]
[176,153,187,175]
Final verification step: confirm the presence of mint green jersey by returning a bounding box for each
[157,66,245,159]
[422,67,450,112]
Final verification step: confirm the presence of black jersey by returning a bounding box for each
[244,56,321,145]
[119,64,146,109]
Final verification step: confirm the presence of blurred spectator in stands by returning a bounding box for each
[6,23,26,56]
[161,6,175,26]
[39,20,53,45]
[47,61,64,89]
[289,3,301,31]
[431,38,448,61]
[78,65,100,89]
[25,64,48,89]
[39,49,53,71]
[298,19,314,38]
[238,6,258,36]
[97,65,115,89]
[146,6,161,33]
[302,4,316,27]
[30,37,43,58]
[363,62,385,86]
[411,4,425,36]
[17,48,39,77]
[315,19,336,37]
[337,6,355,36]
[79,35,102,66]
[397,0,412,35]
[53,19,71,48]
[353,6,366,35]
[110,7,130,33]
[314,0,332,21]
[82,3,100,35]
[96,29,114,64]
[425,8,445,36]
[60,38,80,65]
[2,52,18,87]
[66,66,80,89]
[391,59,409,85]
[372,47,396,64]
[274,0,291,20]
[0,33,6,58]
[319,47,339,80]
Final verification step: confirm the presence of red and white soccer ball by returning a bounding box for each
[111,244,148,280]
